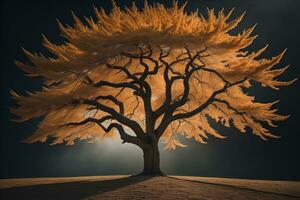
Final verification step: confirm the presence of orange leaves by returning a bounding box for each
[12,1,294,148]
[16,1,250,83]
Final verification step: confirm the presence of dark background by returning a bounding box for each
[0,0,299,180]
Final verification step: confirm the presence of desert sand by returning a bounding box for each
[0,175,299,200]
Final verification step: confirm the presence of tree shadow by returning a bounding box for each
[168,176,300,199]
[0,176,152,200]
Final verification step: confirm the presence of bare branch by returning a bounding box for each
[155,47,207,122]
[63,115,144,146]
[93,79,141,93]
[172,78,248,121]
[153,48,189,120]
[127,95,140,119]
[212,98,248,122]
[94,95,124,115]
[213,98,246,116]
[106,58,139,82]
[102,123,145,146]
[194,63,230,85]
[62,117,109,127]
[115,87,126,98]
[74,99,146,140]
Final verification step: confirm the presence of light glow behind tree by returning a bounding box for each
[11,1,295,175]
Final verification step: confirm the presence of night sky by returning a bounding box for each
[1,0,299,180]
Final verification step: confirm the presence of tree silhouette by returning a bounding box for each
[11,2,295,175]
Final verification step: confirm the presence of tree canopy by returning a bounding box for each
[11,1,295,150]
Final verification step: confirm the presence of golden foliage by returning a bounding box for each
[11,1,295,148]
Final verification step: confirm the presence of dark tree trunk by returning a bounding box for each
[141,141,163,176]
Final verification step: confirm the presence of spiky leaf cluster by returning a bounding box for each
[11,1,295,148]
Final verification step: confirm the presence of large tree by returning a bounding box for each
[11,2,295,175]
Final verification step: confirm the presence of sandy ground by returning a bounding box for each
[0,175,299,200]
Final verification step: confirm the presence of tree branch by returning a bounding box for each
[155,45,247,137]
[172,78,248,121]
[127,95,140,118]
[63,115,113,127]
[153,47,189,120]
[94,95,124,115]
[75,99,146,140]
[212,98,248,122]
[63,116,144,146]
[84,75,142,96]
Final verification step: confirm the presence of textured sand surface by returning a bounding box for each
[0,175,299,200]
[174,176,300,197]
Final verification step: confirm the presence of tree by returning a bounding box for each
[11,2,295,175]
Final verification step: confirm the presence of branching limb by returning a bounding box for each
[86,76,141,94]
[154,47,207,121]
[94,95,124,115]
[72,98,146,140]
[106,58,139,82]
[127,96,140,119]
[156,51,247,137]
[153,48,189,120]
[172,78,248,121]
[120,46,154,98]
[102,123,145,146]
[63,116,144,146]
[212,98,248,122]
[63,115,113,127]
[212,98,246,116]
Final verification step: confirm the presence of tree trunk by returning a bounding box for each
[141,142,163,176]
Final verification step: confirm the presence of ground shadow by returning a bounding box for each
[0,176,152,200]
[168,176,300,199]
